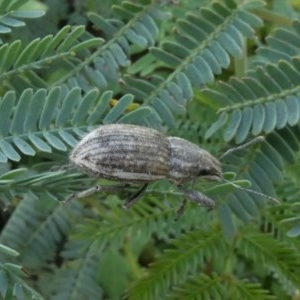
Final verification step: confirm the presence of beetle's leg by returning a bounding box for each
[178,187,216,210]
[62,184,128,204]
[50,163,74,172]
[63,185,102,204]
[175,183,197,220]
[123,184,148,209]
[175,198,188,220]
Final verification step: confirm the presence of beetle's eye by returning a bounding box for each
[198,168,211,176]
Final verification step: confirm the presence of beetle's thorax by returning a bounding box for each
[167,137,222,185]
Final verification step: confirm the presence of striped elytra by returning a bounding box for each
[70,124,222,185]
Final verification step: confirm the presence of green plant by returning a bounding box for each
[0,0,300,299]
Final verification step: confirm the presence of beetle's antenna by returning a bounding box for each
[219,136,265,160]
[222,178,280,205]
[218,137,280,204]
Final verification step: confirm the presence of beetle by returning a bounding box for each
[68,124,222,210]
[67,124,279,212]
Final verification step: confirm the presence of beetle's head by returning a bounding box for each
[197,150,222,181]
[167,137,223,185]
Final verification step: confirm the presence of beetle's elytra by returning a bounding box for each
[71,125,171,182]
[69,124,222,211]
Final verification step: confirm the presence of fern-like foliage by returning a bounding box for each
[205,59,300,142]
[54,2,167,91]
[0,196,84,268]
[255,20,300,64]
[0,0,45,44]
[121,0,264,127]
[127,223,300,299]
[46,243,103,299]
[167,276,275,300]
[128,227,226,300]
[0,243,44,299]
[0,0,299,299]
[0,26,103,91]
[217,125,300,237]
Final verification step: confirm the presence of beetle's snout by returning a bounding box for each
[198,151,222,182]
[201,168,222,182]
[205,171,222,181]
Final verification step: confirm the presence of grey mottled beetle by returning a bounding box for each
[67,124,279,212]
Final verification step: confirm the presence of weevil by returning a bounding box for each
[67,124,279,212]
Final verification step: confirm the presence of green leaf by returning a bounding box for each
[87,90,112,125]
[286,95,300,126]
[176,73,193,101]
[14,38,40,67]
[166,82,186,106]
[58,130,77,147]
[0,243,19,256]
[202,48,222,74]
[275,99,288,129]
[0,16,25,27]
[125,28,147,47]
[109,43,130,67]
[262,102,277,133]
[42,26,71,57]
[0,151,7,163]
[39,88,61,130]
[10,9,45,18]
[70,38,104,53]
[158,90,185,115]
[72,89,99,125]
[0,40,21,71]
[28,134,51,153]
[162,41,189,59]
[194,56,214,83]
[10,89,33,134]
[235,107,253,143]
[218,31,243,58]
[117,107,154,124]
[205,112,228,139]
[12,283,23,300]
[218,204,236,240]
[266,64,292,89]
[152,97,175,127]
[236,10,263,28]
[224,109,242,141]
[43,132,67,151]
[103,94,134,124]
[228,195,251,222]
[150,47,181,67]
[0,168,27,180]
[0,140,20,161]
[232,18,254,37]
[209,40,230,68]
[13,137,35,156]
[178,19,207,41]
[0,24,11,33]
[0,91,15,136]
[0,270,7,298]
[24,89,46,132]
[56,88,81,127]
[251,104,265,135]
[185,64,204,85]
[287,224,300,238]
[57,25,85,52]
